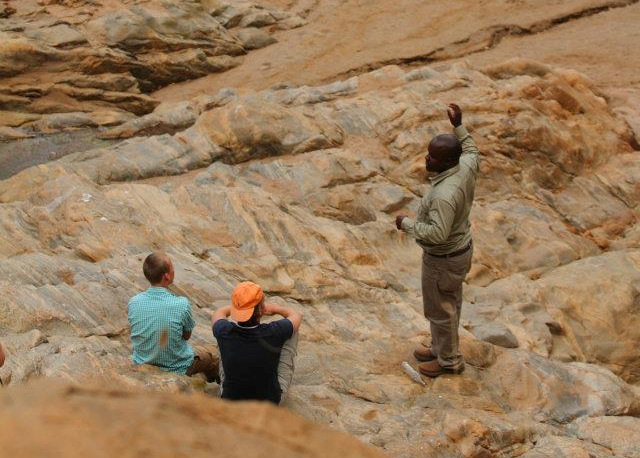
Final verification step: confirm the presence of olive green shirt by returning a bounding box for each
[401,125,480,255]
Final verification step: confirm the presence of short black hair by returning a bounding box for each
[429,134,463,163]
[143,252,170,284]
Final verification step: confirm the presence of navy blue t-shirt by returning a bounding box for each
[213,318,293,404]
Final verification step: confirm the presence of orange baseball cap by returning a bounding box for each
[231,281,264,322]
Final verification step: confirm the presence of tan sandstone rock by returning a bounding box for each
[0,380,387,458]
[0,25,639,457]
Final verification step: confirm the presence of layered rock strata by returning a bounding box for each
[1,58,639,457]
[0,0,304,133]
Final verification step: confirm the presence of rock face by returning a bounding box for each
[0,380,386,458]
[0,0,304,133]
[569,416,640,458]
[1,57,639,457]
[1,1,640,457]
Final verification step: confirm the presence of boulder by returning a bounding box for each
[0,380,387,458]
[235,27,278,50]
[569,416,640,458]
[471,322,519,349]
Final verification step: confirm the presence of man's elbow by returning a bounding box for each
[290,311,304,331]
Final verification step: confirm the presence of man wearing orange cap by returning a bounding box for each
[212,281,303,404]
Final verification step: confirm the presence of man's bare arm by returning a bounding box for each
[263,303,303,332]
[212,305,232,325]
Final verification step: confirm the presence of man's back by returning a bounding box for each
[214,318,293,404]
[128,286,195,373]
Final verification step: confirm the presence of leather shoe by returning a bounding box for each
[418,360,465,377]
[413,346,437,362]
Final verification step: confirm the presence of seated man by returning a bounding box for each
[212,281,303,404]
[128,252,219,382]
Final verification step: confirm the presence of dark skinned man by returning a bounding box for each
[395,103,480,377]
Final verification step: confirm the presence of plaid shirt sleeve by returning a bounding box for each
[182,299,195,333]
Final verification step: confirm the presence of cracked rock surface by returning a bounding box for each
[1,59,640,457]
[0,0,303,121]
[1,1,640,457]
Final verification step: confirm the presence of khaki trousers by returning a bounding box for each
[421,247,472,371]
[219,331,299,401]
[186,345,220,383]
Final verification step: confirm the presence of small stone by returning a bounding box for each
[472,322,519,348]
[235,27,277,50]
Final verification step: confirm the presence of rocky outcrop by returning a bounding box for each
[0,0,305,129]
[0,380,386,458]
[1,57,639,457]
[569,416,640,457]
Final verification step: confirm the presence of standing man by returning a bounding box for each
[128,252,219,382]
[395,103,480,377]
[212,281,303,404]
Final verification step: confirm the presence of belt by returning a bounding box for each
[428,242,472,259]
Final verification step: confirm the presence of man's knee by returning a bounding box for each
[193,345,218,362]
[187,346,220,383]
[278,331,299,397]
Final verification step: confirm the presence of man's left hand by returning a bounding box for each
[395,215,407,230]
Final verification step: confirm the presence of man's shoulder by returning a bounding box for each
[128,291,148,307]
[213,319,234,336]
[263,318,294,338]
[174,295,190,309]
[263,318,291,327]
[459,153,478,171]
[430,179,460,200]
[156,290,190,309]
[129,289,189,309]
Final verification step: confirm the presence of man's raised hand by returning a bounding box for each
[447,103,462,127]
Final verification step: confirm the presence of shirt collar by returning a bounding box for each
[429,164,460,186]
[146,286,172,295]
[234,322,259,329]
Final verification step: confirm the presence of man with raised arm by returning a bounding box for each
[212,281,303,404]
[128,252,219,382]
[395,103,480,377]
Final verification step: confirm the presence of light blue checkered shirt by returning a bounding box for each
[128,287,195,374]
